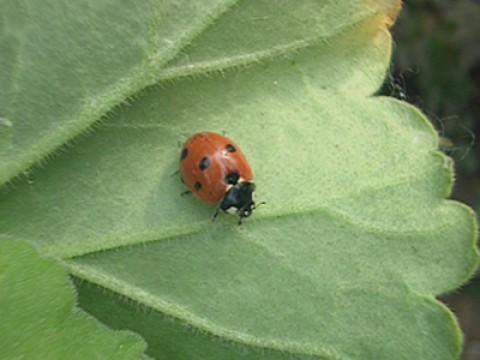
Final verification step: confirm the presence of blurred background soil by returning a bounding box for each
[384,1,480,358]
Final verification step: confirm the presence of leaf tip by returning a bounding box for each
[386,0,403,27]
[366,0,403,28]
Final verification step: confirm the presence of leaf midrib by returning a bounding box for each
[156,11,387,81]
[48,163,445,260]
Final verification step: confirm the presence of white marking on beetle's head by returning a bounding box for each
[225,206,238,215]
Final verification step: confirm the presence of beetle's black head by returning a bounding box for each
[220,181,256,220]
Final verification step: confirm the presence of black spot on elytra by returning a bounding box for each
[194,181,202,191]
[180,148,188,160]
[225,144,236,153]
[199,157,211,171]
[225,171,240,185]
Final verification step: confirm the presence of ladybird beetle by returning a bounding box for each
[179,132,261,223]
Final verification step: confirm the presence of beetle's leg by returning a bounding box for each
[211,207,221,222]
[252,201,266,209]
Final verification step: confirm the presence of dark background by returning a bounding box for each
[384,1,480,358]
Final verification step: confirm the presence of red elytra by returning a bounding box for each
[180,132,253,204]
[179,132,259,222]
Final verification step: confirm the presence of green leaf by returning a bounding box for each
[0,116,12,160]
[0,1,477,359]
[0,0,243,185]
[0,240,146,359]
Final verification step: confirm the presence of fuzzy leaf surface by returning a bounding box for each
[0,1,477,359]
